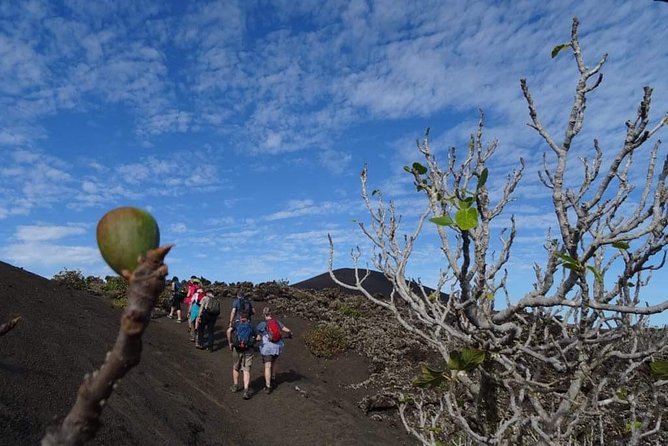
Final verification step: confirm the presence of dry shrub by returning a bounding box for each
[52,269,88,290]
[304,324,348,358]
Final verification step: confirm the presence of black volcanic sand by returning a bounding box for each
[0,261,413,445]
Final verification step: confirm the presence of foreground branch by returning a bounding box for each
[41,245,172,446]
[0,316,21,336]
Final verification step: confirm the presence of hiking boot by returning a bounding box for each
[195,343,204,349]
[189,336,195,342]
[230,384,240,393]
[264,386,272,395]
[243,390,251,400]
[176,319,184,323]
[167,314,174,319]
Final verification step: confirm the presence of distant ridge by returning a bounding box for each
[292,268,446,299]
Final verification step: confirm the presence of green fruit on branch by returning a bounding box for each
[96,206,160,276]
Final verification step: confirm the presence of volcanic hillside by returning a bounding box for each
[0,261,416,446]
[293,267,447,300]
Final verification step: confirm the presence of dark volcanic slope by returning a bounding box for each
[0,260,242,446]
[293,267,445,299]
[0,261,414,446]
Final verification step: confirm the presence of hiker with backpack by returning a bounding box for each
[188,287,205,343]
[228,291,255,328]
[167,276,185,322]
[196,291,221,351]
[226,311,257,400]
[184,277,200,332]
[255,306,292,394]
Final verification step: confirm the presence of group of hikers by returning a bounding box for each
[166,276,292,400]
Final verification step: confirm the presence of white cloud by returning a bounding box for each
[169,223,187,234]
[265,199,345,221]
[14,224,87,242]
[1,242,99,267]
[319,149,352,174]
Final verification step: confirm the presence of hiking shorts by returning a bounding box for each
[170,295,183,307]
[261,354,279,364]
[232,348,254,371]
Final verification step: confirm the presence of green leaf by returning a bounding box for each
[412,162,428,175]
[551,43,570,58]
[448,349,485,372]
[650,359,668,379]
[476,168,488,191]
[398,395,414,405]
[412,365,449,388]
[612,241,630,250]
[586,265,603,283]
[371,189,380,196]
[563,263,583,273]
[555,252,578,265]
[458,196,475,210]
[455,208,478,231]
[616,388,628,401]
[625,420,642,433]
[403,165,411,173]
[430,215,454,227]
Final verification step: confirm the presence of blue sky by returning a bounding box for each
[0,1,667,321]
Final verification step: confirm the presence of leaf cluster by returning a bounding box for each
[412,348,486,389]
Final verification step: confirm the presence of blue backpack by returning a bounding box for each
[233,321,254,350]
[237,298,253,319]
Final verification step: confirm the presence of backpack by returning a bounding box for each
[266,319,282,343]
[237,297,252,318]
[233,321,254,350]
[172,281,182,296]
[204,296,221,315]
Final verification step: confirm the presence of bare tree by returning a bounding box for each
[41,245,172,446]
[329,18,667,445]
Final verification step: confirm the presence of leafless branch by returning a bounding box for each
[41,245,172,446]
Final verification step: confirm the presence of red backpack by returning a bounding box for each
[266,319,282,343]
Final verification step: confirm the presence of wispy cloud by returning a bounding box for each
[14,224,87,242]
[265,199,345,221]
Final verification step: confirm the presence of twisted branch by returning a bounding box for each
[41,245,172,446]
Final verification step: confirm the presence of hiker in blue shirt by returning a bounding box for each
[227,311,257,400]
[228,291,255,328]
[256,306,292,394]
[188,287,204,343]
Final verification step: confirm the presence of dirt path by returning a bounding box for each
[0,261,413,445]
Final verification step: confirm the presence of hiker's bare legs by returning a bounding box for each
[263,362,272,388]
[243,369,251,390]
[232,368,240,387]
